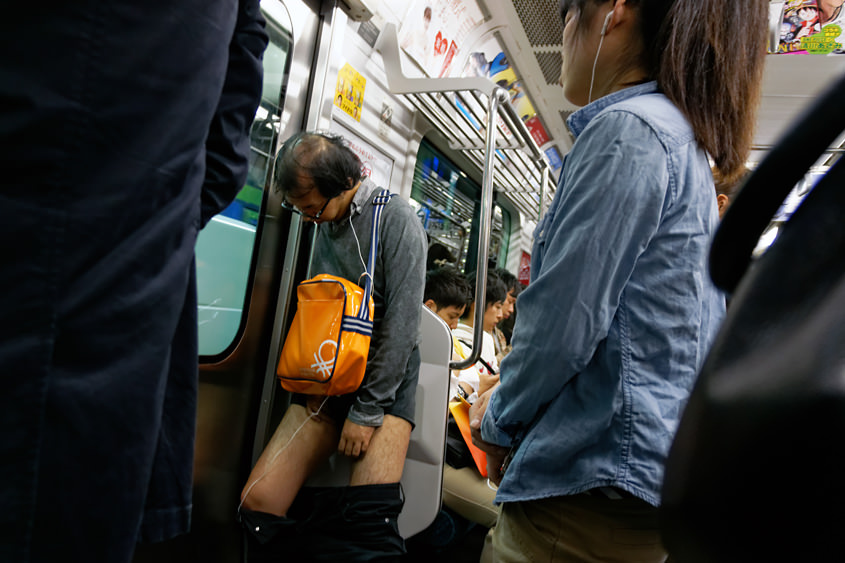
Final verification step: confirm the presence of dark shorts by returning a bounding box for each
[293,345,420,429]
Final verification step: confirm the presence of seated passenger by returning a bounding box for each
[452,271,507,402]
[492,268,522,363]
[424,266,495,404]
[424,266,471,332]
[239,131,427,561]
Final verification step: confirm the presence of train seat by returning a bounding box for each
[304,305,452,538]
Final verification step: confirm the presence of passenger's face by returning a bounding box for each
[283,174,344,223]
[483,301,504,333]
[501,289,516,319]
[434,304,465,330]
[559,6,601,106]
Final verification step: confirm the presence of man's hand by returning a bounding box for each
[338,419,376,457]
[469,387,511,485]
[477,371,499,396]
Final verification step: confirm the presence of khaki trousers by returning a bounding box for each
[491,494,668,563]
[442,464,499,529]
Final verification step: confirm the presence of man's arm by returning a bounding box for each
[347,199,428,427]
[200,0,268,227]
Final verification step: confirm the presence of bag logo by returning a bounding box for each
[311,339,337,378]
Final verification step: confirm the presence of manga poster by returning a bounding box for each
[779,0,821,53]
[778,0,845,54]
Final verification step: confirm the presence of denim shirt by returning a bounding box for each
[481,82,725,506]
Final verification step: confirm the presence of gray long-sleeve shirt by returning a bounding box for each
[311,178,427,426]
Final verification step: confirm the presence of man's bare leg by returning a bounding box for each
[240,404,339,516]
[349,414,412,485]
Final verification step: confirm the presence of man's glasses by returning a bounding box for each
[281,197,331,220]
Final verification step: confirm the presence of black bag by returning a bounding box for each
[445,414,474,469]
[660,72,845,562]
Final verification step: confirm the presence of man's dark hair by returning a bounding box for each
[272,131,364,199]
[463,270,508,318]
[425,267,472,310]
[494,267,522,297]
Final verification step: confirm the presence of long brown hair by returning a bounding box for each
[560,0,768,181]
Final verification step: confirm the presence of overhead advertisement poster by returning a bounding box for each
[334,63,366,121]
[775,0,844,54]
[398,0,483,78]
[329,122,394,189]
[458,36,554,158]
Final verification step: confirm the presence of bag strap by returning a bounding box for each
[458,338,498,375]
[710,71,845,293]
[358,188,392,321]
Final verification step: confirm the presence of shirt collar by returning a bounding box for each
[349,177,378,217]
[566,81,658,140]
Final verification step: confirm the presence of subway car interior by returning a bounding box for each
[129,0,845,561]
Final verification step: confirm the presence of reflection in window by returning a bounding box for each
[411,139,509,273]
[196,5,292,357]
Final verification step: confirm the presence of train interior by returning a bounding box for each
[133,0,845,561]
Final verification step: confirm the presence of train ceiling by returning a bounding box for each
[482,0,845,168]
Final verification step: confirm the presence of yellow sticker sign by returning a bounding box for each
[334,63,366,122]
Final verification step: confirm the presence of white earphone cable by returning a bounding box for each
[588,30,606,104]
[237,395,330,513]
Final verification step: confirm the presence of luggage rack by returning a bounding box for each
[377,23,555,224]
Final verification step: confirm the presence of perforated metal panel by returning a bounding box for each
[535,51,563,86]
[512,0,564,48]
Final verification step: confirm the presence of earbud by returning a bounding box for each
[590,9,615,104]
[600,10,614,37]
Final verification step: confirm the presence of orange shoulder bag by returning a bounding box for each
[276,189,390,396]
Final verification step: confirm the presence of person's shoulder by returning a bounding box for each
[602,93,693,146]
[453,324,472,340]
[380,191,426,237]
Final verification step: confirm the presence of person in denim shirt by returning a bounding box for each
[469,0,767,561]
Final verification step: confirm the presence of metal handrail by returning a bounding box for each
[376,22,550,368]
[376,23,555,220]
[452,87,508,370]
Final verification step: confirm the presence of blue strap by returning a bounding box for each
[342,316,374,336]
[357,189,391,321]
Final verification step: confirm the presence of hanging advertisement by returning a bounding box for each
[776,0,844,54]
[334,63,366,121]
[329,123,394,189]
[518,251,531,286]
[398,0,483,78]
[544,146,563,172]
[458,40,554,158]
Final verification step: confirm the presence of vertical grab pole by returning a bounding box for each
[538,165,549,222]
[450,87,509,371]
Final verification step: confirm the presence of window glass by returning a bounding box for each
[411,139,509,272]
[195,4,292,357]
